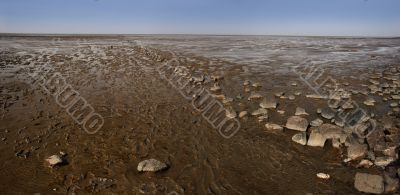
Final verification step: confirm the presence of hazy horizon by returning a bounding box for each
[1,0,400,37]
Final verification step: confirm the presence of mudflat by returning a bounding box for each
[1,35,400,194]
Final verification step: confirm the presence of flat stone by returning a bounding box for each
[316,173,330,180]
[354,173,384,194]
[310,118,323,127]
[222,97,233,104]
[364,97,376,106]
[210,84,221,92]
[252,82,262,88]
[306,94,327,99]
[286,116,309,131]
[251,108,268,116]
[390,102,398,107]
[295,107,308,116]
[319,123,345,140]
[374,156,395,167]
[307,129,326,147]
[392,95,400,100]
[225,107,237,118]
[248,92,263,100]
[347,143,368,160]
[341,101,355,109]
[274,92,284,97]
[357,159,373,168]
[277,110,285,115]
[45,155,63,167]
[257,115,268,122]
[259,97,277,109]
[321,108,335,120]
[316,108,322,114]
[239,111,248,118]
[288,95,295,100]
[292,132,307,145]
[265,123,283,131]
[137,159,168,172]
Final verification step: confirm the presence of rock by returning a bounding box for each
[248,92,263,100]
[243,80,250,86]
[239,111,248,118]
[251,108,268,116]
[306,94,327,99]
[310,119,323,127]
[288,95,295,100]
[347,143,368,160]
[374,156,395,167]
[45,155,63,167]
[357,159,374,168]
[295,107,308,116]
[334,117,345,127]
[292,132,307,145]
[222,97,233,104]
[252,82,262,88]
[321,108,335,120]
[316,108,322,114]
[265,123,283,131]
[384,172,399,193]
[319,124,345,140]
[390,102,398,107]
[211,74,223,81]
[294,91,302,96]
[354,173,384,194]
[328,100,340,109]
[257,115,268,122]
[210,83,221,92]
[137,159,168,172]
[277,110,285,114]
[317,173,330,180]
[364,97,376,106]
[392,95,400,100]
[212,94,226,100]
[332,138,341,148]
[225,107,237,118]
[259,97,277,109]
[307,129,326,147]
[191,75,204,83]
[341,101,355,109]
[274,92,284,97]
[286,116,309,131]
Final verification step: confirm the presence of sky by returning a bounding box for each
[0,0,399,36]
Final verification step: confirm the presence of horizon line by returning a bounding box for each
[1,32,399,39]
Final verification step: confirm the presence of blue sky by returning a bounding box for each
[0,0,399,36]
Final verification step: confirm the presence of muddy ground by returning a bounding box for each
[1,35,400,194]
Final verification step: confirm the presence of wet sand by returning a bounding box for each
[1,35,400,194]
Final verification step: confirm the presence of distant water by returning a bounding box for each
[134,35,400,74]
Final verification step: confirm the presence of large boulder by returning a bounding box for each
[354,173,384,194]
[286,116,309,131]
